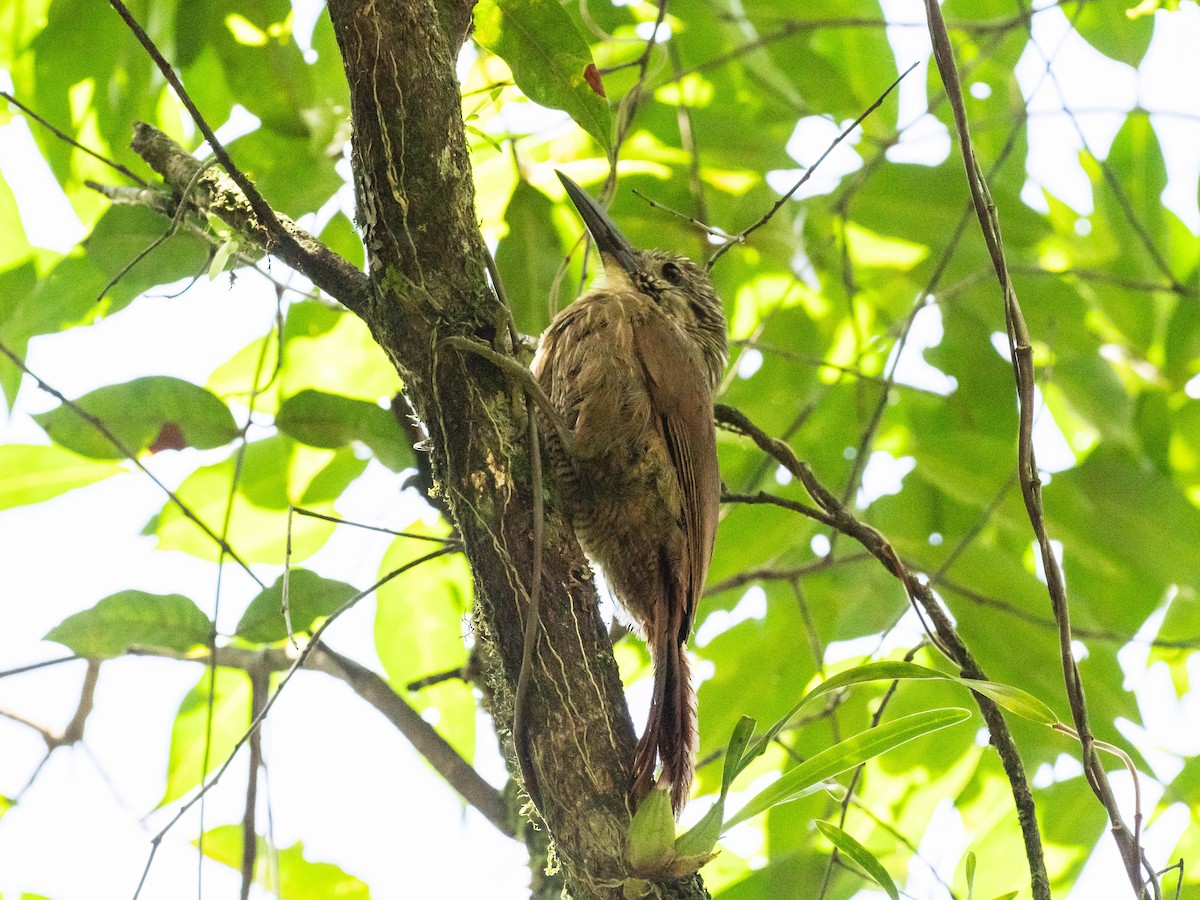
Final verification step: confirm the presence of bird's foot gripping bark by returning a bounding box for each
[436,335,578,459]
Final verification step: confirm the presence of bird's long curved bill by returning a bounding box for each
[556,171,638,275]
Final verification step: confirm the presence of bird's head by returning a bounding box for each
[557,171,728,389]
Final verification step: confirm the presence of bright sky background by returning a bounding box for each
[1,1,1199,898]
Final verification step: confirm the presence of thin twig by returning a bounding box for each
[3,660,102,799]
[923,1,1151,896]
[0,655,79,679]
[513,385,544,810]
[707,62,917,269]
[817,644,924,900]
[319,643,514,835]
[291,507,459,542]
[95,159,216,303]
[0,340,264,588]
[120,639,513,839]
[199,294,275,890]
[130,547,459,899]
[239,664,269,900]
[406,666,467,692]
[481,245,546,813]
[107,0,298,260]
[906,572,1197,651]
[704,551,873,596]
[716,401,1050,900]
[630,188,736,242]
[0,90,147,185]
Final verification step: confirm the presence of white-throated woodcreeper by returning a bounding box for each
[532,173,727,814]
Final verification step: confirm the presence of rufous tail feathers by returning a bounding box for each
[633,636,697,815]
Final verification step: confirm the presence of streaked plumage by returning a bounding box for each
[532,173,727,814]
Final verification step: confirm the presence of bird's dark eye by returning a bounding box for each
[662,261,683,284]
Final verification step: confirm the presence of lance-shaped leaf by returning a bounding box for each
[675,715,756,860]
[737,660,1060,778]
[816,821,899,900]
[474,0,613,155]
[724,708,971,831]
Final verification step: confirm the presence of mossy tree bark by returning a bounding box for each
[318,2,708,896]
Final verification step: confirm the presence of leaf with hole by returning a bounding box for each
[35,376,239,459]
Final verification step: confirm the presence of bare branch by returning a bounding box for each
[318,645,515,836]
[128,122,370,314]
[923,1,1152,896]
[131,546,461,899]
[105,0,366,309]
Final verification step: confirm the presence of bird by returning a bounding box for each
[531,171,727,814]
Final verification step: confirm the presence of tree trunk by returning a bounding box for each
[322,2,708,896]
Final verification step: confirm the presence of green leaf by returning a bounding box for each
[318,210,364,272]
[153,436,365,564]
[198,824,371,900]
[815,821,899,900]
[375,525,475,762]
[0,444,123,509]
[225,125,341,218]
[724,708,972,830]
[1067,0,1154,65]
[962,678,1060,727]
[0,263,39,411]
[494,179,566,334]
[0,0,51,69]
[44,591,211,659]
[68,203,212,312]
[1164,290,1200,386]
[0,171,32,272]
[720,714,756,797]
[814,661,1059,728]
[275,389,414,472]
[740,660,1059,776]
[675,715,756,858]
[474,0,613,155]
[207,300,402,417]
[236,569,358,643]
[204,0,314,137]
[35,377,239,459]
[21,0,161,193]
[161,668,251,806]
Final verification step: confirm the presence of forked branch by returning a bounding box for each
[715,402,1051,900]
